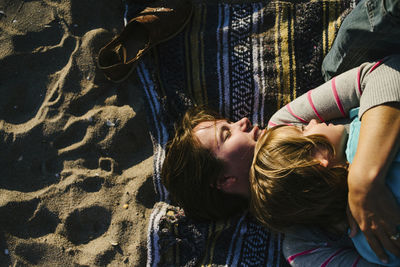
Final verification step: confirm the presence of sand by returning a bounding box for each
[0,0,155,266]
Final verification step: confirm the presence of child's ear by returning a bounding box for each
[216,176,237,192]
[313,149,330,167]
[318,159,329,168]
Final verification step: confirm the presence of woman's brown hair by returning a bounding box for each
[250,125,348,232]
[161,106,248,221]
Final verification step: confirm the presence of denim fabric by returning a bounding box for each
[321,0,400,81]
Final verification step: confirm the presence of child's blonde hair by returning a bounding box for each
[250,125,348,232]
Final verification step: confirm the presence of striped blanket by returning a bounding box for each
[125,0,353,265]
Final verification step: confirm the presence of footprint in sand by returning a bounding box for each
[94,248,117,266]
[0,199,60,239]
[14,242,78,267]
[0,19,74,125]
[136,175,156,209]
[76,176,105,192]
[64,205,111,245]
[0,134,61,192]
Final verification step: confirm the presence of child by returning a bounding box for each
[250,77,400,265]
[264,54,400,266]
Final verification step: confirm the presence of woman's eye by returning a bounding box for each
[224,130,231,140]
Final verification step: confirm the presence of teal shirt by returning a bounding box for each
[347,107,400,266]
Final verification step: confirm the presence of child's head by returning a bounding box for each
[250,123,348,232]
[162,106,262,220]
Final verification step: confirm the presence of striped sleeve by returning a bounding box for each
[268,55,400,128]
[268,65,361,128]
[358,57,400,118]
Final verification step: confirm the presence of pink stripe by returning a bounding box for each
[286,104,308,123]
[369,60,383,73]
[320,248,347,267]
[358,59,384,95]
[268,121,277,127]
[307,91,325,122]
[351,256,361,267]
[331,78,346,117]
[357,68,362,96]
[287,247,321,263]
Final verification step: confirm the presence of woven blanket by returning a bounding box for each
[125,0,353,266]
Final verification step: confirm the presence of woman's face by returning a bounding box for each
[193,118,263,197]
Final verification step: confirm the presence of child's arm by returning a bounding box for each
[283,226,380,267]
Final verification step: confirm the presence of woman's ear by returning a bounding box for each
[216,176,237,192]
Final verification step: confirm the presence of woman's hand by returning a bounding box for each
[347,104,400,263]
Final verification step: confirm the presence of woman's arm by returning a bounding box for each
[268,65,360,127]
[268,55,400,128]
[348,103,400,263]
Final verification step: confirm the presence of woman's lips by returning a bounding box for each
[253,125,260,141]
[249,123,265,141]
[254,127,266,141]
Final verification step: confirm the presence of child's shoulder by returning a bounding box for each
[284,224,351,248]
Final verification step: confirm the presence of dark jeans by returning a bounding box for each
[322,0,400,81]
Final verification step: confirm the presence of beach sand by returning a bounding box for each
[0,0,155,266]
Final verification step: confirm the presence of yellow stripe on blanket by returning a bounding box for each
[185,4,208,106]
[274,2,297,110]
[322,0,344,56]
[201,220,231,266]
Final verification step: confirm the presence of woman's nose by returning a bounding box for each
[235,117,251,131]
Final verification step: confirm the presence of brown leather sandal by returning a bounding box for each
[97,0,193,83]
